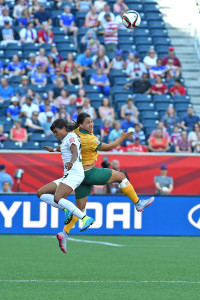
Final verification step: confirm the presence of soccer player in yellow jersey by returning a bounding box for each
[54,112,154,253]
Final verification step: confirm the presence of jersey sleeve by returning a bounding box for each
[89,135,102,152]
[67,133,80,148]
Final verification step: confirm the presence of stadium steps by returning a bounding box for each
[158,0,200,115]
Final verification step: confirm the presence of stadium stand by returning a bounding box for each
[0,0,197,153]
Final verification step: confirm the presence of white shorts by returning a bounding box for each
[54,172,85,191]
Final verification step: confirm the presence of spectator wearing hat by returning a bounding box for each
[175,130,191,153]
[21,96,39,118]
[0,164,13,192]
[127,137,148,153]
[5,54,25,77]
[98,3,115,27]
[143,48,157,70]
[26,53,38,73]
[41,111,54,136]
[25,111,44,132]
[120,97,138,123]
[75,48,93,74]
[92,47,111,75]
[125,53,147,79]
[124,73,152,94]
[10,119,28,143]
[59,6,78,45]
[103,13,118,54]
[111,50,126,70]
[162,46,181,69]
[15,76,29,99]
[20,22,37,43]
[0,7,12,26]
[36,47,49,71]
[0,78,14,101]
[128,123,146,145]
[149,57,167,78]
[89,68,110,96]
[154,165,173,195]
[31,64,47,86]
[34,4,52,26]
[108,120,123,142]
[38,22,54,44]
[0,124,7,147]
[169,79,186,96]
[181,106,200,130]
[7,96,21,121]
[67,66,83,87]
[148,128,170,152]
[151,75,168,95]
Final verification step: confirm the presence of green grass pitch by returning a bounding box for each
[0,235,199,300]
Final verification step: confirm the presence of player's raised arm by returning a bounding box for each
[98,130,133,151]
[43,145,61,152]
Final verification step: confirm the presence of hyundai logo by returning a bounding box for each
[188,204,200,229]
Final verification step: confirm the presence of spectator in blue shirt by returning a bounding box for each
[181,106,200,130]
[0,61,3,75]
[59,5,78,45]
[31,64,47,86]
[41,111,54,136]
[149,58,167,79]
[18,8,32,26]
[108,120,123,142]
[5,54,25,76]
[121,112,135,132]
[126,123,146,146]
[90,68,110,96]
[26,53,38,74]
[34,4,52,27]
[0,164,13,192]
[75,48,93,74]
[39,94,58,115]
[0,78,14,101]
[7,96,21,121]
[15,75,29,99]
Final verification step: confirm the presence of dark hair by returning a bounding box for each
[50,118,78,132]
[175,78,181,84]
[77,112,91,125]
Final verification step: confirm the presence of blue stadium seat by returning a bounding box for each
[113,94,132,102]
[114,77,130,86]
[6,43,22,50]
[119,45,136,53]
[4,141,22,149]
[118,36,134,45]
[51,27,65,35]
[75,11,87,27]
[23,142,40,150]
[133,28,150,36]
[85,69,96,84]
[84,85,100,93]
[141,111,159,119]
[1,122,12,133]
[109,69,124,78]
[155,45,169,53]
[153,37,171,46]
[136,102,155,111]
[143,3,160,12]
[5,50,23,59]
[92,101,102,110]
[167,78,175,89]
[112,86,133,95]
[29,133,47,142]
[155,102,170,111]
[137,44,154,55]
[134,94,152,102]
[144,126,156,136]
[174,103,190,112]
[145,12,163,21]
[22,43,39,51]
[148,20,166,29]
[173,95,190,103]
[0,116,12,123]
[53,35,70,43]
[142,119,158,127]
[150,29,168,37]
[88,94,104,101]
[127,3,143,12]
[64,85,79,93]
[47,135,59,142]
[153,95,172,102]
[139,20,148,28]
[40,141,60,148]
[0,50,5,58]
[135,37,153,45]
[9,76,22,83]
[118,29,134,37]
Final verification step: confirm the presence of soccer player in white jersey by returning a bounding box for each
[37,119,94,253]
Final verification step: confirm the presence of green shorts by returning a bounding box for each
[75,167,112,200]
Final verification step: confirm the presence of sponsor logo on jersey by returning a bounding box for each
[69,137,75,143]
[95,139,100,145]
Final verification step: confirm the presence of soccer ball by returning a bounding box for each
[122,10,141,29]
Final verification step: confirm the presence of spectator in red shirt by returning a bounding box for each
[103,13,118,54]
[38,22,53,44]
[148,128,170,152]
[127,137,148,152]
[151,75,168,95]
[175,130,191,153]
[169,79,186,96]
[162,46,181,69]
[100,117,113,143]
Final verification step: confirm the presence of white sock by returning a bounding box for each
[118,178,130,189]
[40,194,64,210]
[58,198,85,219]
[62,230,68,238]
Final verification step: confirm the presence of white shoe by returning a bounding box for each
[135,197,155,212]
[56,231,68,254]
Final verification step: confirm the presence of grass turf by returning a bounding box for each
[0,235,199,300]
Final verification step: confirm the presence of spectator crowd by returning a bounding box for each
[0,0,199,154]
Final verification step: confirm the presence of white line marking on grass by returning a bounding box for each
[0,280,200,284]
[68,237,124,247]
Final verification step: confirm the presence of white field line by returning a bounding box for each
[0,280,200,284]
[38,236,180,248]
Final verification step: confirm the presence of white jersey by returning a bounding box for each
[60,132,84,176]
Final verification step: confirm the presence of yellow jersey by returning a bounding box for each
[74,127,102,166]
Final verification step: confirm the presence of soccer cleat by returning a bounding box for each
[64,209,73,225]
[56,231,68,254]
[135,197,155,212]
[80,216,95,232]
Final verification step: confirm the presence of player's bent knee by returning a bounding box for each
[119,171,126,181]
[54,195,60,203]
[37,189,42,198]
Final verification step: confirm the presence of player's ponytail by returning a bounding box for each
[50,118,79,132]
[77,112,91,125]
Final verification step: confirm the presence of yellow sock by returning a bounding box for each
[120,180,139,204]
[64,215,78,234]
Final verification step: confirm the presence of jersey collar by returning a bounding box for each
[79,128,92,135]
